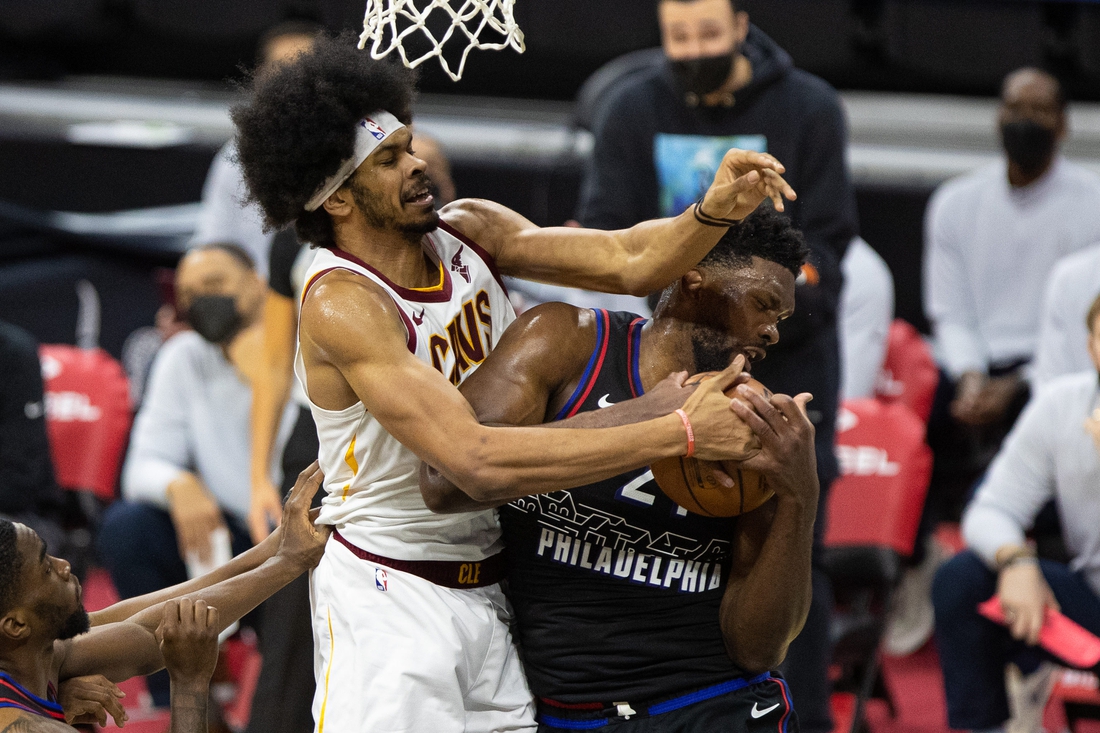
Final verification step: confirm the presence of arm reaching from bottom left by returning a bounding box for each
[56,465,330,684]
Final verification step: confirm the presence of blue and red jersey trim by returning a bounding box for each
[626,317,645,398]
[553,309,611,421]
[0,673,66,722]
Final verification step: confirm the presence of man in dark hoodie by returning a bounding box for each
[576,1,857,730]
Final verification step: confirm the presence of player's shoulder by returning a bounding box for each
[439,198,531,258]
[300,269,408,345]
[513,301,597,337]
[493,302,599,370]
[439,198,523,234]
[303,268,397,316]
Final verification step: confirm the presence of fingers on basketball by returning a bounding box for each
[652,371,775,516]
[651,454,773,517]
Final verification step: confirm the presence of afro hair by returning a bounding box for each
[698,205,809,277]
[232,31,418,249]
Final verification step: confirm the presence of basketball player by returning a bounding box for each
[231,33,796,733]
[0,465,328,732]
[420,209,819,731]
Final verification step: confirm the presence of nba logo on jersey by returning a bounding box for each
[451,246,471,283]
[375,567,389,591]
[362,117,387,140]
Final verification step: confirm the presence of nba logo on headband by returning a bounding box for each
[304,110,407,211]
[362,117,387,141]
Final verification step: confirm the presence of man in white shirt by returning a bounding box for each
[839,236,894,401]
[96,243,295,707]
[192,22,321,278]
[1032,242,1100,387]
[930,290,1100,733]
[924,67,1100,429]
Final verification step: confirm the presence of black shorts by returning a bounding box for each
[537,673,799,733]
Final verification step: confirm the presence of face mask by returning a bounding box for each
[1000,120,1056,177]
[670,52,735,98]
[186,295,244,344]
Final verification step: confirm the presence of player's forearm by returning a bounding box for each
[89,530,281,626]
[443,414,687,502]
[719,496,816,672]
[169,680,208,733]
[129,555,303,636]
[614,210,726,294]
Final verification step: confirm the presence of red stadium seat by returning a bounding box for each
[824,398,934,733]
[875,319,938,424]
[1052,669,1100,733]
[827,398,933,556]
[39,344,132,502]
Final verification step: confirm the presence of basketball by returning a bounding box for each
[651,372,775,517]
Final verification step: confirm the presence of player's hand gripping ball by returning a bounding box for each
[651,372,775,517]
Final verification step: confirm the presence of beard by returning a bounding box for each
[690,323,738,373]
[35,598,91,641]
[352,173,440,240]
[56,607,90,640]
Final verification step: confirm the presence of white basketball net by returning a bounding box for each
[358,0,525,82]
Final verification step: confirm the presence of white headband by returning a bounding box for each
[304,111,406,212]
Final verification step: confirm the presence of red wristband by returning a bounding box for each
[675,408,695,458]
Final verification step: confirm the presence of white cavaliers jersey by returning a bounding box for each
[294,221,516,562]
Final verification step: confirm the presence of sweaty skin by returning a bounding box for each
[420,258,819,671]
[299,133,797,499]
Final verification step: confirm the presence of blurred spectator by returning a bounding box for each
[839,237,894,401]
[192,21,321,278]
[931,290,1100,733]
[0,321,65,553]
[241,129,455,733]
[924,68,1100,432]
[97,244,295,707]
[573,0,858,729]
[1032,242,1100,387]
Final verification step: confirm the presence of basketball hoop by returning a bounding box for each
[358,0,525,82]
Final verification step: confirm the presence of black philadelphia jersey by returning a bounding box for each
[501,309,748,704]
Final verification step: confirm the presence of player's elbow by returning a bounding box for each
[442,457,508,503]
[726,641,789,674]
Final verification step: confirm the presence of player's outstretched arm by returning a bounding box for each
[442,149,795,296]
[87,460,321,627]
[303,281,751,502]
[719,388,819,672]
[55,465,329,684]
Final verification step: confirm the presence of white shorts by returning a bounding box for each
[310,538,536,733]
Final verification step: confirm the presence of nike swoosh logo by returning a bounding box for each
[751,703,781,719]
[597,394,615,409]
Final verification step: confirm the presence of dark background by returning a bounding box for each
[3,0,1095,353]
